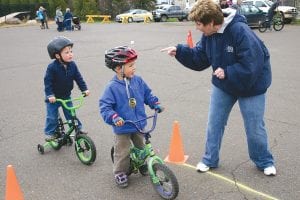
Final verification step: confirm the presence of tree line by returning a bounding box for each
[0,0,157,20]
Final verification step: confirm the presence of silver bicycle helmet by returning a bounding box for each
[47,36,73,59]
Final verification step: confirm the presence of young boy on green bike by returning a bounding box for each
[99,46,163,188]
[44,36,90,141]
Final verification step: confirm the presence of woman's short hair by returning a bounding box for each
[189,0,224,25]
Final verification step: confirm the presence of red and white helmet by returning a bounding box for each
[105,46,137,70]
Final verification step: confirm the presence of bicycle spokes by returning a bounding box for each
[75,134,96,165]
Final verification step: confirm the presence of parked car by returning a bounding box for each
[243,0,298,23]
[115,9,153,23]
[239,4,267,27]
[152,5,189,22]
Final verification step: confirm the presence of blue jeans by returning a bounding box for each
[202,85,274,170]
[44,100,82,135]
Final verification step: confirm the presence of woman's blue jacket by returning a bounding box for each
[175,10,271,97]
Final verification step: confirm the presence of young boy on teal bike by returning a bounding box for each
[44,36,90,141]
[99,46,163,188]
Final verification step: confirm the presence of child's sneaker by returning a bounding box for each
[263,165,276,176]
[45,134,57,142]
[196,162,210,172]
[115,172,128,188]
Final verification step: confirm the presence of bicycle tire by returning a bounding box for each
[111,146,114,163]
[151,163,179,200]
[273,20,284,31]
[75,134,96,165]
[258,21,267,33]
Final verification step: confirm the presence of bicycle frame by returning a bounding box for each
[125,111,165,182]
[55,95,85,137]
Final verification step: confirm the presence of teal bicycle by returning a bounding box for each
[258,9,284,33]
[111,110,179,200]
[37,94,96,165]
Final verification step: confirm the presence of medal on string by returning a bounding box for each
[125,77,136,108]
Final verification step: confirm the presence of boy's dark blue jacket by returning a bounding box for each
[44,60,87,99]
[99,75,159,134]
[175,9,271,97]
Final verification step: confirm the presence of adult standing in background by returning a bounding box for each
[40,6,49,29]
[55,7,64,32]
[36,7,45,29]
[161,0,276,176]
[64,8,73,31]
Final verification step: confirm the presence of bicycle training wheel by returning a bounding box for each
[258,21,267,33]
[75,134,96,165]
[151,163,179,200]
[49,139,63,150]
[273,20,284,31]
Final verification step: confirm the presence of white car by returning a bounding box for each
[243,0,298,23]
[115,9,153,23]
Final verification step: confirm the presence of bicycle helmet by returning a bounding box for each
[47,36,73,59]
[105,46,137,70]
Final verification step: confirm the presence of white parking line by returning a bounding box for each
[182,163,279,200]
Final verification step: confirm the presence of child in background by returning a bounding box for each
[44,36,90,141]
[99,46,163,188]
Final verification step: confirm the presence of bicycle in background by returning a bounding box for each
[259,9,284,32]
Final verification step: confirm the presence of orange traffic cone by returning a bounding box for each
[165,121,188,164]
[5,165,24,200]
[187,30,194,48]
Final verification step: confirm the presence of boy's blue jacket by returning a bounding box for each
[99,75,159,134]
[44,60,88,99]
[175,9,271,97]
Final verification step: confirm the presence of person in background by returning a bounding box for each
[64,8,73,31]
[161,0,276,176]
[220,0,229,9]
[40,6,49,29]
[231,0,242,14]
[36,7,45,29]
[55,7,64,32]
[267,0,281,28]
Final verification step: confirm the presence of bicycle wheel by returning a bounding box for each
[75,134,96,165]
[273,20,284,31]
[258,21,267,33]
[111,146,114,163]
[151,163,179,200]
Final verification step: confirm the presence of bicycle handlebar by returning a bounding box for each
[48,94,86,111]
[124,110,158,135]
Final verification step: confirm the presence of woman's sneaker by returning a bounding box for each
[115,172,128,188]
[196,162,210,172]
[263,166,276,176]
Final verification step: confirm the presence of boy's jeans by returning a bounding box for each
[202,85,274,170]
[44,100,82,135]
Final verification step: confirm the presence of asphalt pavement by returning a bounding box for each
[0,22,299,200]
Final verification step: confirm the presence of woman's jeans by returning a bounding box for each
[44,101,82,136]
[202,85,274,170]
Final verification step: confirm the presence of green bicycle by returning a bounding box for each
[259,9,284,33]
[111,110,179,200]
[37,94,96,165]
